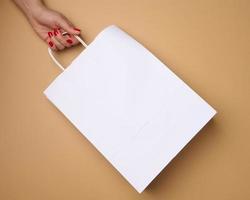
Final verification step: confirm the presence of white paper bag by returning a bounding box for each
[44,25,216,193]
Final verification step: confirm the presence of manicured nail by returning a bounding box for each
[66,39,73,44]
[74,28,81,32]
[48,32,53,38]
[49,41,54,47]
[54,29,59,36]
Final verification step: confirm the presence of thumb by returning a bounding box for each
[56,15,81,35]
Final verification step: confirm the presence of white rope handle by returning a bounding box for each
[48,33,88,71]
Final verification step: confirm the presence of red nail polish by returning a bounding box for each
[48,32,53,38]
[66,39,73,44]
[74,28,81,32]
[54,29,59,36]
[49,41,54,47]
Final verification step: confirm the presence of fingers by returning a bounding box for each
[54,28,71,48]
[63,34,80,47]
[55,14,81,35]
[46,28,80,51]
[51,36,65,50]
[46,33,57,51]
[46,30,64,51]
[57,29,80,47]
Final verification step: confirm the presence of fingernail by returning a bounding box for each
[48,32,53,38]
[54,29,59,36]
[66,39,73,44]
[49,41,54,47]
[74,28,81,32]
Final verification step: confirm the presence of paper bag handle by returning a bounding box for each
[48,33,88,71]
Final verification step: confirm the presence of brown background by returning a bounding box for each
[0,0,250,199]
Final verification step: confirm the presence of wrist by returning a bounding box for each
[14,0,46,20]
[26,2,46,20]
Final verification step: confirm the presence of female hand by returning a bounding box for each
[13,0,81,51]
